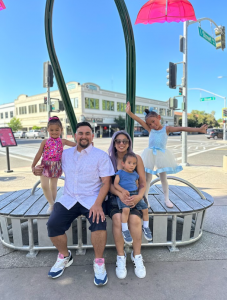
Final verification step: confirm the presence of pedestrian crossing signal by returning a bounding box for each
[222,108,227,118]
[179,87,183,95]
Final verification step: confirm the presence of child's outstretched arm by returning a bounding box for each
[126,101,150,132]
[62,139,77,147]
[31,139,46,173]
[167,124,208,135]
[114,175,130,197]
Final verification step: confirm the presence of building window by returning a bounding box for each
[39,104,47,112]
[28,105,37,114]
[159,108,166,116]
[1,113,3,119]
[71,98,79,108]
[102,100,114,111]
[167,109,172,117]
[117,102,126,112]
[16,108,18,115]
[10,111,13,118]
[85,98,99,109]
[136,105,149,114]
[19,106,27,115]
[5,112,8,118]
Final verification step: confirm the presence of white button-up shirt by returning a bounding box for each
[57,144,115,210]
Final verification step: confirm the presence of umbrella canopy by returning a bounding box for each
[0,0,6,11]
[135,0,196,24]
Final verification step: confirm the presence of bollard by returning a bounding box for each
[223,155,227,172]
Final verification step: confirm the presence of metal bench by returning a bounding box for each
[0,177,213,257]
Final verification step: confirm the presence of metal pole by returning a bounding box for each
[47,86,50,137]
[182,21,189,166]
[5,147,13,173]
[224,97,226,141]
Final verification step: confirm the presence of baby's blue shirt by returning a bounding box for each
[116,169,139,191]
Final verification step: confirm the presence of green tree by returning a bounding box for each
[32,126,41,130]
[7,117,22,132]
[178,110,219,128]
[114,115,125,130]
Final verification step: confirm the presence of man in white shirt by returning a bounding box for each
[35,122,115,286]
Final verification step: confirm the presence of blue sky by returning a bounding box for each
[0,0,226,119]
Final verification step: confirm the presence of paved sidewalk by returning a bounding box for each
[0,165,227,300]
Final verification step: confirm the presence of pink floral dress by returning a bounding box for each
[41,137,63,178]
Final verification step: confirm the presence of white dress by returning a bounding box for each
[141,125,183,175]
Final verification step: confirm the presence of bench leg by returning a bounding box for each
[26,219,39,258]
[167,215,179,252]
[76,217,86,255]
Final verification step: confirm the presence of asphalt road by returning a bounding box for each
[0,134,226,171]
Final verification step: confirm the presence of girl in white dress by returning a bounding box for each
[126,102,207,208]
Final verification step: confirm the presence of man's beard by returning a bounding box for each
[79,139,89,149]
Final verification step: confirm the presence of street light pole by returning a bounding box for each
[182,21,189,166]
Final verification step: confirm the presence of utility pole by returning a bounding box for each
[182,21,188,166]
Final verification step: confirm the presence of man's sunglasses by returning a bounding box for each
[114,139,129,145]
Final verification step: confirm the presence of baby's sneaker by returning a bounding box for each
[122,230,133,245]
[47,204,54,214]
[142,226,153,241]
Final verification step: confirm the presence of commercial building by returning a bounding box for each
[3,82,174,137]
[0,102,15,128]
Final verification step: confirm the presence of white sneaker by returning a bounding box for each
[93,258,108,286]
[116,253,127,279]
[48,250,73,279]
[131,251,146,278]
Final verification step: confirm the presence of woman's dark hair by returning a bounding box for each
[144,108,158,120]
[108,130,133,172]
[47,116,63,129]
[123,152,137,163]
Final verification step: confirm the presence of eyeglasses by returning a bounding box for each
[114,139,129,145]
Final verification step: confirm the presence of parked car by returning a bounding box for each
[25,130,45,139]
[169,131,181,136]
[14,131,27,139]
[134,131,142,137]
[142,130,149,136]
[205,128,226,139]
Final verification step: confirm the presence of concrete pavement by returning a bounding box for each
[0,164,227,300]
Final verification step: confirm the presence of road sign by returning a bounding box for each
[222,108,227,118]
[200,97,216,101]
[198,27,216,47]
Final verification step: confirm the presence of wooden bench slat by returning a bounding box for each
[24,195,48,217]
[148,186,159,195]
[0,190,28,210]
[151,186,180,213]
[10,189,43,216]
[179,186,213,207]
[0,190,34,215]
[0,191,15,203]
[147,194,166,213]
[201,191,214,203]
[169,186,204,210]
[157,185,195,213]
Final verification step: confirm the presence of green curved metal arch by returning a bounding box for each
[44,0,136,143]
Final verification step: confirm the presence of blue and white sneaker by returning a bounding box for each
[48,250,73,279]
[142,226,153,241]
[122,229,133,245]
[93,258,108,286]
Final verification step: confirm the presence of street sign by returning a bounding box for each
[200,97,216,101]
[222,108,227,118]
[198,27,216,47]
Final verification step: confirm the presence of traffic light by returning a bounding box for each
[44,97,47,104]
[179,87,183,95]
[215,26,225,50]
[59,101,65,111]
[222,108,227,118]
[166,62,177,89]
[169,97,178,110]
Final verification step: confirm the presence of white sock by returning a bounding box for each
[122,223,128,231]
[143,221,149,228]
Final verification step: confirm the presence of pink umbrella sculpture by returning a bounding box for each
[0,0,6,11]
[135,0,196,24]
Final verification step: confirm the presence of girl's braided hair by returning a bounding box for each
[144,108,158,120]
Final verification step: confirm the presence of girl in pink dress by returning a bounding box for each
[31,116,77,214]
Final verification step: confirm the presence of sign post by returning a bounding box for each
[0,127,17,173]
